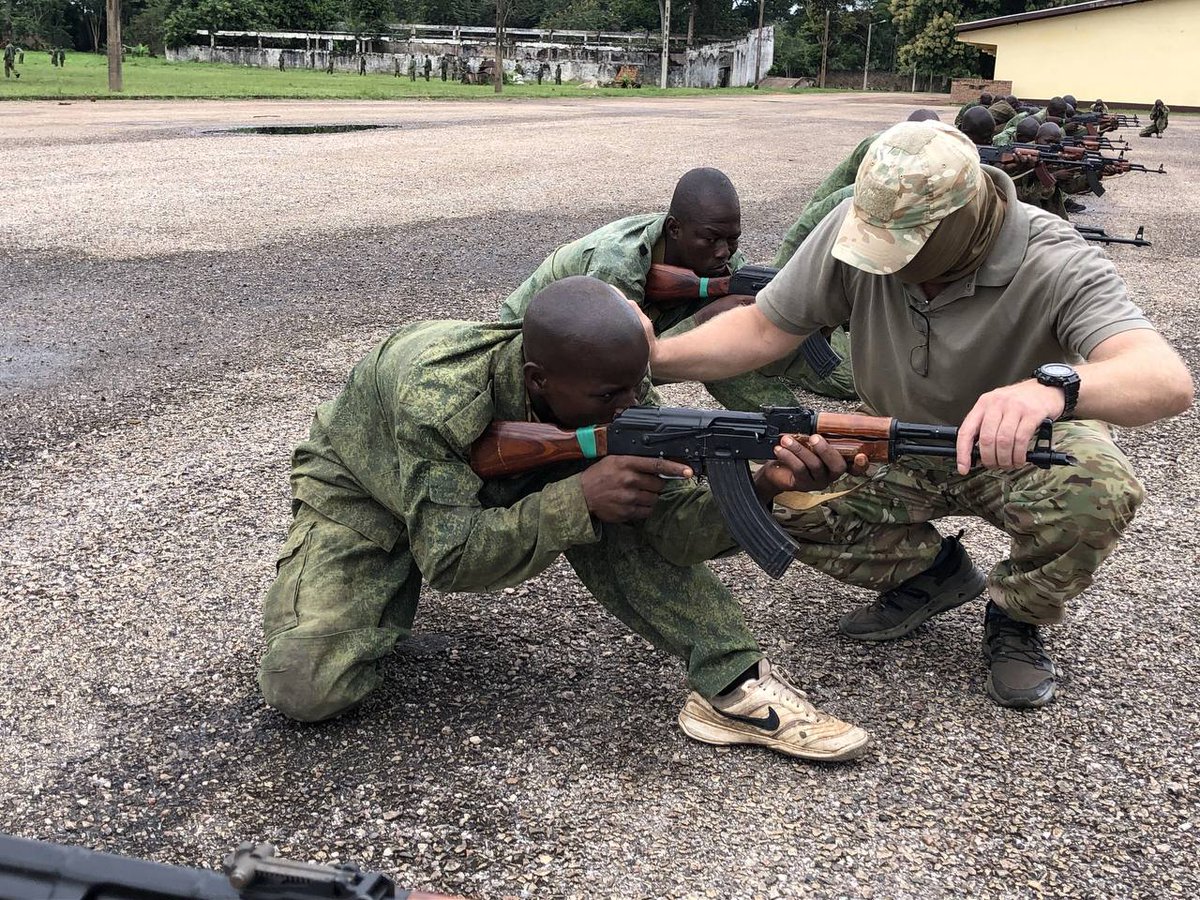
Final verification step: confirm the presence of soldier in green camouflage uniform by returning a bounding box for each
[498,168,856,405]
[259,277,871,761]
[1140,100,1168,138]
[954,92,993,130]
[647,122,1193,711]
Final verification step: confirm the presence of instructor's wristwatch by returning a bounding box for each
[1032,363,1081,419]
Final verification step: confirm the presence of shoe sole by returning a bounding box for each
[839,567,988,642]
[677,706,871,763]
[983,673,1057,708]
[982,646,1058,709]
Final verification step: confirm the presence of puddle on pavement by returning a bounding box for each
[206,123,401,136]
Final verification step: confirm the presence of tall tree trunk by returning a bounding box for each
[686,0,694,48]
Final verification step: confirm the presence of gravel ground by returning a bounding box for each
[1,93,1197,899]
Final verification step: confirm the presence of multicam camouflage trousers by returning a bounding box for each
[774,419,1145,625]
[661,315,857,406]
[258,503,762,722]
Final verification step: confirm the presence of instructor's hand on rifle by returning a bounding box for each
[580,456,694,523]
[956,381,1066,474]
[753,434,868,504]
[694,294,755,325]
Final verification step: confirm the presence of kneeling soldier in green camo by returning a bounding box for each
[646,122,1194,710]
[498,167,857,404]
[259,277,871,762]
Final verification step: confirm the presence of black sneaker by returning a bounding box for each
[839,535,987,641]
[983,604,1057,708]
[1064,198,1087,213]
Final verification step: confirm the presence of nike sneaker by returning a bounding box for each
[677,659,870,762]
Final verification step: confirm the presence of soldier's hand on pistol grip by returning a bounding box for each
[580,455,694,523]
[752,434,868,504]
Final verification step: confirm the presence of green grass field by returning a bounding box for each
[0,51,843,101]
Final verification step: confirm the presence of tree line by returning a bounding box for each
[2,0,1080,80]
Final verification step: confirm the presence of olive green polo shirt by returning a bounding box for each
[756,166,1154,425]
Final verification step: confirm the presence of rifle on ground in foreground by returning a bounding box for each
[471,406,1076,578]
[1076,224,1152,247]
[645,262,843,378]
[0,833,459,900]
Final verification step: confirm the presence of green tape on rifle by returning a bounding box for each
[575,426,599,459]
[698,277,709,299]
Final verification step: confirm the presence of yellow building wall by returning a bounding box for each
[958,0,1198,107]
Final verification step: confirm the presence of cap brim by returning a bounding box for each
[831,203,939,275]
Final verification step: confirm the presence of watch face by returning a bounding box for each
[1041,363,1075,379]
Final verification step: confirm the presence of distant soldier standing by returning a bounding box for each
[440,56,448,81]
[408,56,416,81]
[423,55,431,81]
[1140,99,1168,138]
[4,41,19,79]
[555,63,561,85]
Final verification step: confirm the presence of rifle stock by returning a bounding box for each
[643,264,733,306]
[470,421,608,480]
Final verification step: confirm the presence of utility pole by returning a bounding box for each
[819,9,830,89]
[659,0,671,88]
[862,20,873,91]
[753,0,764,88]
[106,0,122,92]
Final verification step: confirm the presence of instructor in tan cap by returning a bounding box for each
[645,121,1193,710]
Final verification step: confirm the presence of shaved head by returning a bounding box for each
[1035,122,1063,145]
[524,276,646,373]
[522,276,650,428]
[961,106,996,145]
[907,108,941,122]
[668,167,739,222]
[1015,116,1040,142]
[980,92,994,106]
[1047,97,1069,119]
[664,167,741,278]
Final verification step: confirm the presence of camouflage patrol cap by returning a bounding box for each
[833,121,984,275]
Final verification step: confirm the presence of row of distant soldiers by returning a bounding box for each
[952,90,1168,222]
[378,55,561,85]
[3,42,69,78]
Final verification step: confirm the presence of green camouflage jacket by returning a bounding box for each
[497,214,745,333]
[774,184,855,268]
[809,132,880,208]
[291,321,735,592]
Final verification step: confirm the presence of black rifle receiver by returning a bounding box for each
[605,406,1074,577]
[0,833,444,900]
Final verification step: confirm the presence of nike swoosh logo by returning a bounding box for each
[716,706,780,731]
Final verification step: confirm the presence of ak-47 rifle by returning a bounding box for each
[1076,225,1152,247]
[644,263,843,378]
[979,145,1107,195]
[470,406,1076,578]
[0,834,459,900]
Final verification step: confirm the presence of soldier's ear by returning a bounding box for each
[523,361,548,396]
[665,215,682,241]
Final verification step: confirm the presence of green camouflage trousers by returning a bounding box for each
[774,419,1144,625]
[661,315,857,407]
[259,503,762,722]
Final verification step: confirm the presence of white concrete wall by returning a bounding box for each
[167,27,772,88]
